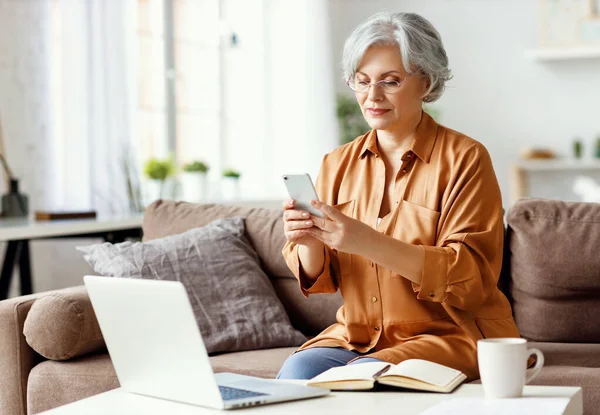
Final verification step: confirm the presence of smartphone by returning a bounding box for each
[282,173,325,218]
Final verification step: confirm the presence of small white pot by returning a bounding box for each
[220,177,240,200]
[181,172,208,202]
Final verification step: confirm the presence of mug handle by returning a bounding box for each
[525,347,545,384]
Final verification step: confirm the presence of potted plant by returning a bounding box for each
[143,157,175,202]
[221,168,241,200]
[181,160,209,202]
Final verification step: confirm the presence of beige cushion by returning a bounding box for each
[78,218,306,354]
[142,200,294,279]
[23,286,105,361]
[507,199,600,342]
[27,353,119,415]
[26,349,295,414]
[271,278,342,336]
[209,347,297,378]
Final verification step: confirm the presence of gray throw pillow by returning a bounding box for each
[77,217,306,354]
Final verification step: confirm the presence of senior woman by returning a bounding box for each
[277,11,519,381]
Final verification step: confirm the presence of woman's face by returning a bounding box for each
[353,44,428,131]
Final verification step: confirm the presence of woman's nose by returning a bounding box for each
[367,84,384,101]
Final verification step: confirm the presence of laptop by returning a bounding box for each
[83,275,329,410]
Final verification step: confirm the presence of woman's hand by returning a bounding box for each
[282,200,321,247]
[306,200,376,255]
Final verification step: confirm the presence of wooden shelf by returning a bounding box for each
[525,46,600,61]
[515,159,600,171]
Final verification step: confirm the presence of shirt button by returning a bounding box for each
[374,326,380,331]
[371,296,378,303]
[402,169,407,173]
[429,292,435,298]
[406,154,412,159]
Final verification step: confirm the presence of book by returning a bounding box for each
[34,210,97,221]
[306,359,467,393]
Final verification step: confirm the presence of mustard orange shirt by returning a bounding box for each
[282,112,519,379]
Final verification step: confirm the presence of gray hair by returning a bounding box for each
[342,12,452,103]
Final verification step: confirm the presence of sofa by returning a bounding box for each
[1,198,599,414]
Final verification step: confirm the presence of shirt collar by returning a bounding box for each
[358,111,439,163]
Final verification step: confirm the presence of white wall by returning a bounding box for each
[329,0,600,206]
[0,0,96,298]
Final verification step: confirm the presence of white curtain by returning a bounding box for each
[263,0,339,197]
[50,0,135,215]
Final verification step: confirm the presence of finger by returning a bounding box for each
[283,199,295,210]
[306,227,332,245]
[285,219,314,232]
[309,215,331,232]
[311,200,345,221]
[284,209,312,221]
[286,229,310,242]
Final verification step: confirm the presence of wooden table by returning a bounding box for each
[0,215,143,300]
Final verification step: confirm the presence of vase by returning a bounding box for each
[181,172,208,202]
[220,177,240,200]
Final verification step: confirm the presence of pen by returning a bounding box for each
[372,364,391,379]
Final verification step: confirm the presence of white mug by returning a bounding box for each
[477,338,544,399]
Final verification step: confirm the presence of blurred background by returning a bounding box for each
[0,0,599,294]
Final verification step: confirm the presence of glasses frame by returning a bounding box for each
[346,75,413,94]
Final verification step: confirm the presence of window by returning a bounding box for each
[134,0,267,199]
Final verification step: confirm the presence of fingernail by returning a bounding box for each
[288,200,294,206]
[302,212,309,218]
[305,221,312,226]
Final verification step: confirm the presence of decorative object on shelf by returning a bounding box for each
[520,147,557,160]
[121,147,144,214]
[221,168,241,200]
[35,210,97,221]
[0,119,28,217]
[573,137,584,158]
[573,175,600,202]
[530,0,600,61]
[181,161,209,202]
[143,157,175,202]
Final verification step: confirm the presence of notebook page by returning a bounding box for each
[420,397,570,415]
[309,361,389,383]
[385,359,463,387]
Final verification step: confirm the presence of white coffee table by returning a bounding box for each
[40,383,582,414]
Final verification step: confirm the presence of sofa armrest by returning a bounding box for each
[0,287,85,415]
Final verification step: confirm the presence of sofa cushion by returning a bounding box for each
[78,217,306,354]
[529,342,600,367]
[209,347,297,378]
[142,200,294,279]
[27,353,119,415]
[271,278,342,336]
[507,199,600,342]
[23,286,106,361]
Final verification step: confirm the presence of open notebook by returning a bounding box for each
[307,359,466,393]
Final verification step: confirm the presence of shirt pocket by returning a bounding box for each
[391,200,440,247]
[332,200,356,279]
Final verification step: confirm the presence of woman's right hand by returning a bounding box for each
[283,200,320,247]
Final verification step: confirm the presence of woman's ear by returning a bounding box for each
[419,75,431,100]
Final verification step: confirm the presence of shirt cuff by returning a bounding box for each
[411,245,448,302]
[284,244,336,298]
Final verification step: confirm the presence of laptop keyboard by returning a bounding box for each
[219,385,268,401]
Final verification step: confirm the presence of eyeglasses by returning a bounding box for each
[347,76,411,94]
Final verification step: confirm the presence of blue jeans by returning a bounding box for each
[276,347,384,379]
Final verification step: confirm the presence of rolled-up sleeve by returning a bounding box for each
[282,242,338,297]
[411,144,504,311]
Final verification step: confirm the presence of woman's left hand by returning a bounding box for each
[306,200,376,255]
